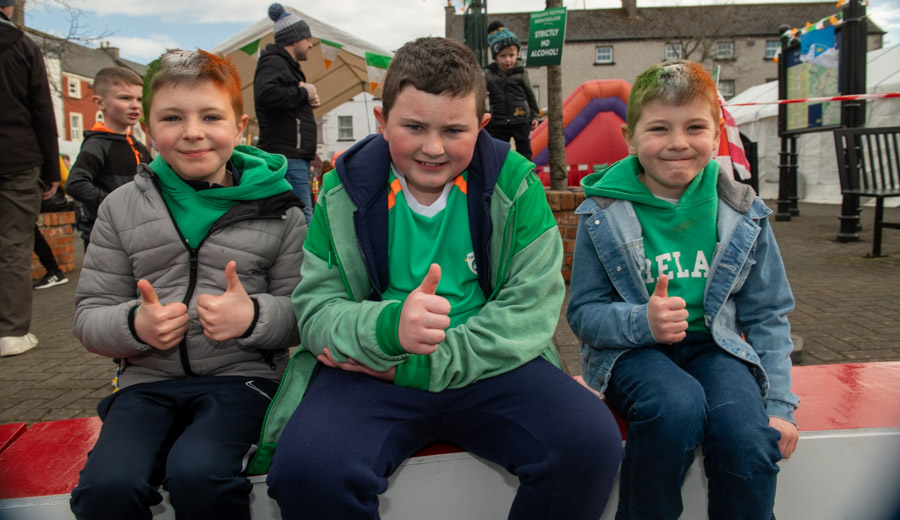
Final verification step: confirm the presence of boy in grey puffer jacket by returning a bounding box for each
[69,49,306,520]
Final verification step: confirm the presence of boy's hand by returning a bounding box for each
[317,347,396,382]
[134,279,189,350]
[531,119,538,131]
[398,263,450,355]
[647,275,689,344]
[769,417,799,459]
[196,261,255,342]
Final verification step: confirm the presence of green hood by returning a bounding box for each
[151,145,293,247]
[581,155,719,209]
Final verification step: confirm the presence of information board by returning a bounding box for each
[526,7,567,67]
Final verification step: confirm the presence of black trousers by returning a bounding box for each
[487,122,533,160]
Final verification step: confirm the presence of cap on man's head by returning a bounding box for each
[487,21,520,58]
[268,3,311,47]
[0,0,18,8]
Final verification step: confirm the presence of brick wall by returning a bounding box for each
[32,211,77,280]
[545,188,586,283]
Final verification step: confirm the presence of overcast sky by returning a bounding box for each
[23,0,900,63]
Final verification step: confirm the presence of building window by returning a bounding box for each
[67,77,80,98]
[595,46,614,64]
[765,40,780,60]
[665,43,683,60]
[716,41,735,60]
[719,79,736,100]
[338,116,353,141]
[70,113,83,141]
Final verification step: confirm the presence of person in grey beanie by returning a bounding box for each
[254,3,318,224]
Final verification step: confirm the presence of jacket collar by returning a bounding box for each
[336,130,509,300]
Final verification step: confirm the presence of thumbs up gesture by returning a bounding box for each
[398,263,451,355]
[647,275,689,344]
[134,279,189,350]
[197,261,255,342]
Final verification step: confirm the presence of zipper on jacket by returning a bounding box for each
[177,250,200,377]
[321,207,354,300]
[296,119,302,150]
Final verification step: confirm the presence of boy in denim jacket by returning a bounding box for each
[568,60,798,519]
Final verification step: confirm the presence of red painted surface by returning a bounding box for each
[0,417,101,499]
[0,422,27,454]
[1,363,898,501]
[792,362,900,431]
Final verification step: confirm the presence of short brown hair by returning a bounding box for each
[625,59,720,133]
[142,50,244,127]
[92,67,143,98]
[381,37,486,120]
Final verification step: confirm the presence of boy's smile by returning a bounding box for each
[375,85,490,206]
[622,96,722,199]
[95,83,143,134]
[145,81,248,186]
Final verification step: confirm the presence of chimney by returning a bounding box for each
[100,41,120,60]
[622,0,638,18]
[12,0,26,27]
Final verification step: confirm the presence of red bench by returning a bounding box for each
[1,362,898,519]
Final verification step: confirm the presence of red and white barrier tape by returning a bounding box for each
[726,92,900,107]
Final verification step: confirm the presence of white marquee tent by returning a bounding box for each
[727,44,900,204]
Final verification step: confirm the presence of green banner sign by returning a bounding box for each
[526,7,567,67]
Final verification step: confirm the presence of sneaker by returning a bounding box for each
[0,333,38,357]
[33,271,68,290]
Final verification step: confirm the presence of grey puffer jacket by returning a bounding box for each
[73,164,306,389]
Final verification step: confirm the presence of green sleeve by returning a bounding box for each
[424,168,565,391]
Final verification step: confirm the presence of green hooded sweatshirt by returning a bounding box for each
[582,155,719,331]
[150,145,293,247]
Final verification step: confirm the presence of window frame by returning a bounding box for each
[594,45,614,65]
[765,40,780,60]
[337,115,354,141]
[67,77,80,99]
[69,113,84,142]
[665,43,683,60]
[718,79,736,100]
[716,41,735,60]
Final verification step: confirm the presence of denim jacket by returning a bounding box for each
[567,171,799,423]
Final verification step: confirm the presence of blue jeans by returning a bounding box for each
[267,358,623,519]
[285,158,313,224]
[70,376,277,520]
[604,333,782,520]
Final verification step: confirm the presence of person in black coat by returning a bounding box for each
[0,0,60,357]
[253,2,318,224]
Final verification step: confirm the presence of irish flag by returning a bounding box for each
[320,39,342,71]
[365,52,392,93]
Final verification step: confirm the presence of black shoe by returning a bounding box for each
[33,271,68,289]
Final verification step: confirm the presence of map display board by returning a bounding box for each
[780,29,843,136]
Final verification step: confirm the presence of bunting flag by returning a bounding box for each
[239,38,262,57]
[712,67,751,181]
[365,51,392,93]
[320,38,342,71]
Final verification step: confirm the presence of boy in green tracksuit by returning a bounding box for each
[260,37,623,519]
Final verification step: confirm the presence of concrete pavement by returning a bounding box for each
[2,201,899,425]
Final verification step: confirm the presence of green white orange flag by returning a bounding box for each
[239,38,261,57]
[365,51,392,93]
[320,39,342,71]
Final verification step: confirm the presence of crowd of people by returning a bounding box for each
[1,2,799,518]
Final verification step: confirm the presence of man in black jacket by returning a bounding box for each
[0,0,60,357]
[254,3,319,224]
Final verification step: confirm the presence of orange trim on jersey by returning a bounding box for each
[387,178,402,210]
[90,121,142,165]
[453,175,467,195]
